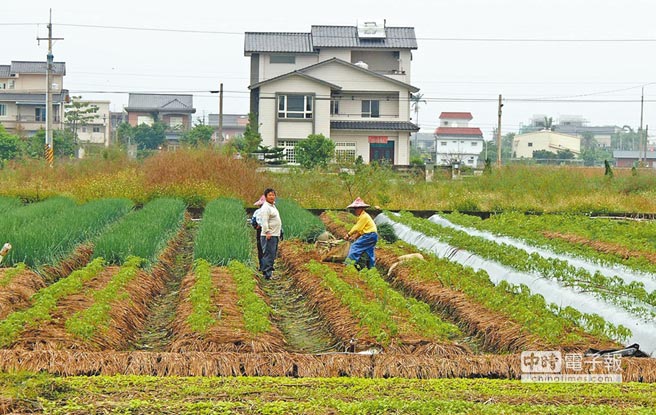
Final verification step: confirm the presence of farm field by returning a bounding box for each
[0,153,655,413]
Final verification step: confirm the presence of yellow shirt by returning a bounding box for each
[348,211,377,237]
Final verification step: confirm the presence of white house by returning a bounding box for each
[513,130,581,159]
[244,22,420,165]
[76,100,110,146]
[434,112,484,167]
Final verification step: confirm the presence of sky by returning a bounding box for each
[2,0,656,141]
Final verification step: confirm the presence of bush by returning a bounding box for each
[377,222,397,243]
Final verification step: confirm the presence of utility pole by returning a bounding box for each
[645,124,649,164]
[639,87,644,166]
[37,9,63,167]
[496,94,503,167]
[218,82,224,142]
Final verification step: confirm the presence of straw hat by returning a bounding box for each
[253,195,266,206]
[346,197,370,209]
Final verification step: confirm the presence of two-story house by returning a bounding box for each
[208,113,248,141]
[434,112,484,167]
[124,93,196,149]
[244,21,419,165]
[0,61,68,136]
[76,100,111,147]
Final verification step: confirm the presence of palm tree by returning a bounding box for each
[410,93,427,148]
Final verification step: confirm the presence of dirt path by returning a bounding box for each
[260,263,341,354]
[132,221,196,351]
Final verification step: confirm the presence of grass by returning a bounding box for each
[2,372,655,415]
[92,198,185,265]
[276,198,325,242]
[194,198,251,265]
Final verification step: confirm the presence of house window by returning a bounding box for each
[362,100,380,118]
[0,104,5,116]
[270,55,296,64]
[278,95,313,119]
[137,115,154,126]
[169,116,183,128]
[440,141,447,146]
[279,140,299,163]
[93,126,101,133]
[81,127,87,133]
[471,142,478,146]
[0,83,5,90]
[335,142,356,162]
[8,80,14,89]
[35,107,46,122]
[528,142,533,147]
[330,100,339,115]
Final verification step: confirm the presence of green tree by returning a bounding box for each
[181,122,214,147]
[24,129,76,158]
[295,134,336,169]
[581,132,597,152]
[241,112,262,157]
[116,122,135,146]
[533,149,558,159]
[0,125,22,161]
[65,96,99,143]
[482,132,514,161]
[133,122,167,150]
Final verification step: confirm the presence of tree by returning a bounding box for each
[580,132,597,152]
[241,113,262,157]
[543,116,554,131]
[181,122,214,147]
[24,129,75,158]
[295,134,336,169]
[133,122,166,150]
[116,122,135,146]
[0,125,22,161]
[533,149,558,159]
[482,132,514,161]
[65,96,99,143]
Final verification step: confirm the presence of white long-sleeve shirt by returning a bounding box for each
[259,201,282,237]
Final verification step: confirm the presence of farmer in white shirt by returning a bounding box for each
[259,188,282,280]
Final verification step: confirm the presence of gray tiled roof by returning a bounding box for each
[9,61,66,75]
[244,32,314,53]
[126,93,195,112]
[331,121,419,131]
[613,150,656,158]
[0,90,69,103]
[244,26,417,53]
[0,65,10,77]
[311,26,418,49]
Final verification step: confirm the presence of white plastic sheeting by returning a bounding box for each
[430,214,656,293]
[376,213,656,355]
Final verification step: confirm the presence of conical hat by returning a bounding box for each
[347,197,370,208]
[253,195,266,206]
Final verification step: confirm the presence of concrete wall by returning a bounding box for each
[513,131,580,158]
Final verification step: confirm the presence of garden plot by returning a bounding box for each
[321,211,617,353]
[378,213,656,355]
[279,241,468,356]
[433,213,656,293]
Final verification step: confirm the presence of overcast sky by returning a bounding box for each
[3,0,656,140]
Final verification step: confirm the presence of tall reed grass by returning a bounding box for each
[92,198,185,265]
[194,198,251,265]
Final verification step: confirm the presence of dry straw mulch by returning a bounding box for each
[543,231,656,265]
[169,267,286,353]
[0,349,653,381]
[0,268,45,320]
[279,241,466,357]
[39,243,94,283]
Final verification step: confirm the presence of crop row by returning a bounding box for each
[392,211,655,322]
[194,198,251,265]
[320,211,622,351]
[277,198,325,242]
[443,211,656,274]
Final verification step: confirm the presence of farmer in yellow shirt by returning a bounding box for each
[345,197,378,269]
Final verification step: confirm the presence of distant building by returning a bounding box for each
[0,60,68,136]
[76,100,110,146]
[520,114,620,148]
[433,112,484,167]
[125,93,196,149]
[613,150,656,168]
[513,130,580,159]
[245,21,419,165]
[208,113,248,141]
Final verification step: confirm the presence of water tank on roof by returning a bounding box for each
[354,61,369,69]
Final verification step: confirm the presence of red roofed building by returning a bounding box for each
[434,112,484,167]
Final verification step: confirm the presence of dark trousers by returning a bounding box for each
[256,228,263,270]
[260,235,279,278]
